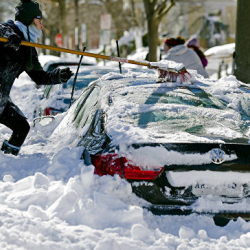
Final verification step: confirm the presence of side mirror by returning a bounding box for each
[33,116,55,127]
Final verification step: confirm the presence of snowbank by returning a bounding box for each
[0,68,248,249]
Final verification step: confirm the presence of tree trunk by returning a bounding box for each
[147,17,159,62]
[58,0,67,34]
[74,0,79,50]
[102,0,128,39]
[143,0,175,62]
[235,0,250,83]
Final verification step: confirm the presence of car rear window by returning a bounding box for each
[120,87,226,109]
[116,86,249,141]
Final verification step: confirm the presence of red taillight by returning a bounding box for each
[44,108,51,116]
[92,154,163,181]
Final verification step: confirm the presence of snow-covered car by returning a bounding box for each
[33,66,156,117]
[49,69,250,223]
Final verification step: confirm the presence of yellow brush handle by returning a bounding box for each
[0,37,151,67]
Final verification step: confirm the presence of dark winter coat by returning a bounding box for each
[0,20,63,116]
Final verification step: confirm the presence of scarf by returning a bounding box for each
[14,21,42,43]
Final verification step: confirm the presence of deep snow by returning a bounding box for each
[0,64,250,249]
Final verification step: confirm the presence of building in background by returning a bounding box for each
[161,0,236,48]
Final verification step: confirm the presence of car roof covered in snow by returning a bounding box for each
[55,69,250,147]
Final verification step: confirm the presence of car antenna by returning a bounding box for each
[69,47,86,108]
[116,40,122,74]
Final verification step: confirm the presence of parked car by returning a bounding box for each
[33,66,156,117]
[42,56,96,71]
[14,55,97,89]
[205,43,235,79]
[45,69,250,224]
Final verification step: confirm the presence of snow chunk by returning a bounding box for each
[80,165,95,190]
[179,226,196,239]
[3,175,14,183]
[48,189,78,218]
[131,224,155,244]
[240,233,250,248]
[32,173,50,190]
[27,205,49,220]
[198,229,208,240]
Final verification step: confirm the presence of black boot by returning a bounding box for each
[1,140,20,156]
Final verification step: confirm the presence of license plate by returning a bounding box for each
[192,182,242,197]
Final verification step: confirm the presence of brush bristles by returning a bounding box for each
[158,68,191,83]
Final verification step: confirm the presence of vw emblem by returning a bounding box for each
[210,148,225,164]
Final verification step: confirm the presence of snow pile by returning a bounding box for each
[0,68,248,248]
[205,43,235,58]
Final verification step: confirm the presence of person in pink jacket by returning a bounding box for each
[186,37,208,68]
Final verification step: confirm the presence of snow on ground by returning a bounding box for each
[0,69,249,249]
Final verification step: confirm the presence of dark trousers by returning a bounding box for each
[0,101,30,147]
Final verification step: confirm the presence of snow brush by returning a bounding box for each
[0,37,190,83]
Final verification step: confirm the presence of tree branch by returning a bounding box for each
[130,0,139,27]
[156,2,167,16]
[158,1,175,21]
[143,0,150,17]
[152,0,158,9]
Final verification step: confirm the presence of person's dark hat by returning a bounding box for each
[164,38,178,47]
[15,0,42,26]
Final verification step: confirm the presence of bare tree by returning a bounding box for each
[235,0,250,83]
[0,0,19,22]
[99,0,132,39]
[74,0,79,50]
[0,5,4,22]
[39,0,61,55]
[51,0,67,34]
[143,0,175,62]
[40,0,67,34]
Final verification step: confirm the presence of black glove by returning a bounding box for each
[5,34,22,51]
[59,67,74,83]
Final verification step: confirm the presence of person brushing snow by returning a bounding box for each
[163,36,209,78]
[0,0,73,156]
